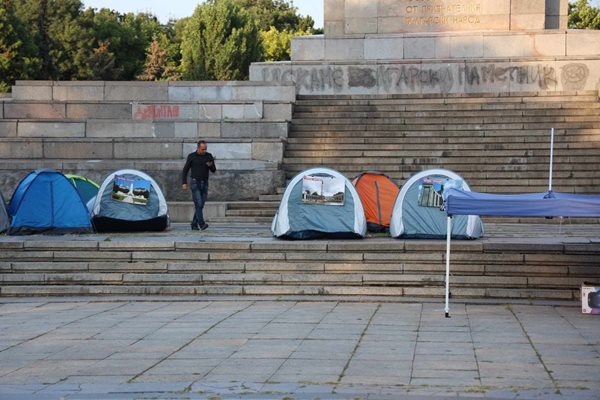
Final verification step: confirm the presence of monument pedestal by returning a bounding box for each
[250,0,600,96]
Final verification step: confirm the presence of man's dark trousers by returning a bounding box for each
[191,179,208,227]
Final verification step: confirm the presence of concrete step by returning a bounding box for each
[1,234,598,298]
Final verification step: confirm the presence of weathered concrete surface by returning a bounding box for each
[0,297,598,399]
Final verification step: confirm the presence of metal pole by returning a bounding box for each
[549,127,554,192]
[445,216,452,318]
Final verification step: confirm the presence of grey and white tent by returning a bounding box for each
[272,167,367,239]
[0,189,9,233]
[89,169,169,232]
[390,169,483,239]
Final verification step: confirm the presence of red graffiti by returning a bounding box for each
[133,104,180,120]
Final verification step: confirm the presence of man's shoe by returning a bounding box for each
[200,223,209,231]
[191,223,199,231]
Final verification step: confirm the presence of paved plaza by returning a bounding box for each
[0,296,599,399]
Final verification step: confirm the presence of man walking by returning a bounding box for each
[182,140,216,230]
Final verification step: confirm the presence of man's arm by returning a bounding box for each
[181,155,192,186]
[207,153,216,173]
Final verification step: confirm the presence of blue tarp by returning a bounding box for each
[444,189,600,218]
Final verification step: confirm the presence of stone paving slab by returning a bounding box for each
[0,298,599,399]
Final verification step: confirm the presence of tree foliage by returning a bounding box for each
[0,0,315,91]
[569,0,600,29]
[181,0,262,80]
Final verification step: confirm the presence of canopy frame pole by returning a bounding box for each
[549,127,554,192]
[445,216,452,318]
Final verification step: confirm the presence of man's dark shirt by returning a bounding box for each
[182,152,216,184]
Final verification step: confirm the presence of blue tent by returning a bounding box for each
[8,169,93,235]
[0,190,9,233]
[66,174,100,205]
[441,189,600,317]
[272,167,367,240]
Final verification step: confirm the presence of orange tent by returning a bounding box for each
[352,172,400,232]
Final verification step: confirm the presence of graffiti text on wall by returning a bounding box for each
[259,63,571,94]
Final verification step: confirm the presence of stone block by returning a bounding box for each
[263,103,292,121]
[222,102,263,120]
[325,39,364,61]
[404,37,435,59]
[377,17,404,34]
[67,103,132,120]
[533,33,566,57]
[4,103,65,119]
[511,0,545,15]
[221,122,288,139]
[450,35,484,58]
[345,0,378,18]
[434,36,451,58]
[232,85,296,102]
[483,34,534,58]
[176,241,250,251]
[53,85,104,101]
[291,36,325,61]
[0,122,17,137]
[566,32,600,56]
[208,142,251,160]
[252,141,284,162]
[325,21,345,36]
[113,141,182,159]
[18,122,85,138]
[0,140,43,158]
[11,84,52,101]
[249,63,293,83]
[132,103,199,121]
[345,18,378,34]
[510,14,545,30]
[153,122,198,138]
[199,104,222,120]
[168,85,233,102]
[197,122,221,137]
[87,120,154,138]
[325,0,345,21]
[364,37,404,60]
[43,140,113,159]
[105,82,168,101]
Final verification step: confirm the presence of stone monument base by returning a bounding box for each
[250,30,600,96]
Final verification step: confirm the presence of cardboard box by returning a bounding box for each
[581,282,600,314]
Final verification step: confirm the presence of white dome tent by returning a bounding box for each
[390,169,483,239]
[272,167,367,239]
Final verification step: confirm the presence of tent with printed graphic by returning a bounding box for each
[272,167,367,240]
[390,169,483,239]
[0,189,9,233]
[66,174,100,205]
[7,169,93,235]
[89,169,169,232]
[352,171,400,232]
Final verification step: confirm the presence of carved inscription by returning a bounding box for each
[259,63,559,94]
[404,0,482,27]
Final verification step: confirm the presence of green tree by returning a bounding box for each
[90,9,163,79]
[88,40,122,80]
[569,0,600,29]
[180,0,262,80]
[261,26,310,61]
[137,36,181,81]
[0,0,38,91]
[238,0,315,32]
[14,0,93,80]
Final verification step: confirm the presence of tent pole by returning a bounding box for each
[445,216,452,318]
[549,127,554,192]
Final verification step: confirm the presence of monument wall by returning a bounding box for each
[250,1,600,96]
[0,81,295,202]
[325,0,568,36]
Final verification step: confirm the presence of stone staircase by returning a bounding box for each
[284,91,600,195]
[196,90,600,224]
[1,228,598,299]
